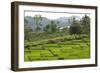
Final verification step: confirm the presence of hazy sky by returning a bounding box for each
[25,11,90,20]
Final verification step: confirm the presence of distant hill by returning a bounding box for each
[24,16,80,31]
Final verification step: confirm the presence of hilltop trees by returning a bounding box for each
[50,20,57,32]
[44,20,57,33]
[24,14,90,37]
[69,17,81,35]
[34,14,42,32]
[69,15,90,35]
[80,15,90,34]
[43,23,51,33]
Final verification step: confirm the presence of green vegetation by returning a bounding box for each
[69,17,81,35]
[34,14,42,32]
[24,34,90,61]
[24,14,90,62]
[44,20,57,33]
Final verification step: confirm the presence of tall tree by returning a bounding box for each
[44,20,57,33]
[80,15,90,34]
[44,23,51,33]
[69,17,81,35]
[34,14,42,32]
[50,20,57,32]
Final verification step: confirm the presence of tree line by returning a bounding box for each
[24,14,90,40]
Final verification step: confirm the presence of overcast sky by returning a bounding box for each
[25,11,90,20]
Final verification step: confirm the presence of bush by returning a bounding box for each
[47,40,57,44]
[58,57,64,60]
[32,44,38,46]
[55,38,64,42]
[63,38,69,41]
[25,45,30,48]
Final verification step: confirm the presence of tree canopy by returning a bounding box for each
[34,14,42,32]
[80,15,90,34]
[69,17,81,35]
[44,20,57,33]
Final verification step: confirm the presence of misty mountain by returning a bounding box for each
[24,16,80,31]
[24,16,50,31]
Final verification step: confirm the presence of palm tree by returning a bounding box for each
[34,14,42,32]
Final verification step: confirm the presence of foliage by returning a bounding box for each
[80,15,90,34]
[34,14,42,32]
[24,27,32,40]
[24,18,28,24]
[44,20,57,33]
[69,17,81,35]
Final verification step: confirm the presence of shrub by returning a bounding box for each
[47,40,57,44]
[63,38,68,40]
[32,44,38,46]
[58,57,64,60]
[25,45,30,48]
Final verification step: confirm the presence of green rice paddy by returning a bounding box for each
[24,35,90,62]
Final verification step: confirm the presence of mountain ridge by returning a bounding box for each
[24,16,80,31]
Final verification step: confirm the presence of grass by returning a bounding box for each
[24,34,90,62]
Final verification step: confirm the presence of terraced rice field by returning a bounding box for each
[24,35,90,61]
